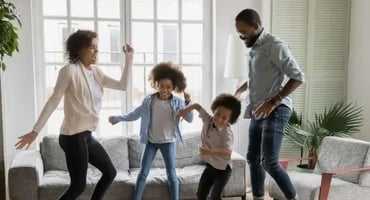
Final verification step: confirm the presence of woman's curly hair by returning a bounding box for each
[149,62,187,93]
[65,30,97,63]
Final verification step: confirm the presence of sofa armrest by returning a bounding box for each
[279,157,313,170]
[319,166,370,200]
[9,150,44,200]
[223,151,247,197]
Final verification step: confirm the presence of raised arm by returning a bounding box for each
[102,44,134,90]
[177,103,201,118]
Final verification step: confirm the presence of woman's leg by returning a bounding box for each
[196,164,215,200]
[58,132,89,200]
[87,136,117,200]
[134,142,158,200]
[159,143,179,200]
[209,165,232,200]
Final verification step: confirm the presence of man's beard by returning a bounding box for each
[244,34,259,48]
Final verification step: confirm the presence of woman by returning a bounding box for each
[15,30,134,200]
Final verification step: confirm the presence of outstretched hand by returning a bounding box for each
[15,131,38,150]
[109,116,123,125]
[176,109,189,118]
[234,83,248,99]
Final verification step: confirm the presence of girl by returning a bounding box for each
[177,94,241,200]
[109,62,193,200]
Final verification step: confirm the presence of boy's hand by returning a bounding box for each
[176,109,188,118]
[109,116,122,125]
[199,146,212,155]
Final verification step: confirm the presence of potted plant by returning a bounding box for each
[0,0,22,70]
[285,102,363,170]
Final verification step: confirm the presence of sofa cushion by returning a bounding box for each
[41,135,68,171]
[269,171,356,200]
[100,136,129,171]
[314,136,370,184]
[39,169,132,200]
[129,168,172,200]
[128,132,203,168]
[41,135,129,171]
[175,132,203,168]
[177,165,205,199]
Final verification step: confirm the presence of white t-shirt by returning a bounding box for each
[149,96,176,143]
[83,67,103,113]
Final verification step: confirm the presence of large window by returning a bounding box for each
[38,0,210,136]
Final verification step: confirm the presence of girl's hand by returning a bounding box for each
[15,131,38,150]
[109,116,122,125]
[184,91,191,102]
[123,43,134,60]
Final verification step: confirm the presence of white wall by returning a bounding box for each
[3,0,38,169]
[213,0,271,155]
[348,0,370,141]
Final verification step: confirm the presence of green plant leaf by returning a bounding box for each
[284,102,363,161]
[0,0,21,70]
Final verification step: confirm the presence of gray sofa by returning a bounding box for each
[9,132,247,200]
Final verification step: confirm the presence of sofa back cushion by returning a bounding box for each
[314,136,370,184]
[99,136,129,170]
[41,135,67,171]
[128,132,202,168]
[41,135,129,171]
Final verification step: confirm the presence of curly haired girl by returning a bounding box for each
[109,62,193,200]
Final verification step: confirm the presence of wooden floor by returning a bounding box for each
[223,190,273,200]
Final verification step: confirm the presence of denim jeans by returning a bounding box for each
[247,105,296,199]
[196,163,232,200]
[134,142,178,200]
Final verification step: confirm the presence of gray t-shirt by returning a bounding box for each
[199,108,233,170]
[149,96,176,143]
[245,29,305,118]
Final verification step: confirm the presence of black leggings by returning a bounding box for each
[58,131,117,200]
[197,163,232,200]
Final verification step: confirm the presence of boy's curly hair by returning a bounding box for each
[211,94,242,124]
[149,62,187,93]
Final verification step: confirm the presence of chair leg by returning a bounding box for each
[241,194,246,200]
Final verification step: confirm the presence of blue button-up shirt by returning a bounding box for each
[245,29,305,118]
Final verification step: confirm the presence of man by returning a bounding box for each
[234,9,304,200]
